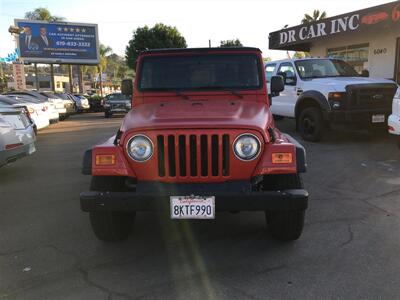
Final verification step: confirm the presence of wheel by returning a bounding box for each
[273,115,284,121]
[264,174,305,241]
[89,176,135,242]
[298,107,325,142]
[266,210,305,241]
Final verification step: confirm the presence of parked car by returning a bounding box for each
[265,58,398,141]
[73,94,90,112]
[4,90,60,123]
[80,47,308,242]
[40,92,75,120]
[0,105,36,167]
[0,95,45,133]
[102,93,131,118]
[388,86,400,147]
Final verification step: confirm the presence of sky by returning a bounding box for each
[0,0,392,62]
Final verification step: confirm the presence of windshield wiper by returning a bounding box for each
[195,86,244,99]
[174,90,190,100]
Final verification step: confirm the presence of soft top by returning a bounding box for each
[140,47,261,55]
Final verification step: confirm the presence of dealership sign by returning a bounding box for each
[15,19,99,65]
[269,1,400,50]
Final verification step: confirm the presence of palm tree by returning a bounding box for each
[25,7,65,22]
[302,10,327,24]
[97,44,113,96]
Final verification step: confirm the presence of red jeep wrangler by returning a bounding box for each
[80,47,308,242]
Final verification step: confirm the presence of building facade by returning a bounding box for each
[269,1,400,84]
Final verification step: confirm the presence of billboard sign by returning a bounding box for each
[269,1,400,51]
[12,62,26,90]
[15,19,99,65]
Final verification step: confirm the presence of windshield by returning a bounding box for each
[107,94,129,101]
[138,54,262,91]
[295,59,360,79]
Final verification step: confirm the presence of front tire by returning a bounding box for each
[298,107,325,142]
[264,174,305,241]
[89,176,135,242]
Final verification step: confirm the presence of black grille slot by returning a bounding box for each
[211,135,219,176]
[346,85,397,110]
[157,135,165,177]
[156,133,230,178]
[168,135,176,177]
[190,135,197,176]
[178,135,186,176]
[200,135,208,176]
[222,134,230,176]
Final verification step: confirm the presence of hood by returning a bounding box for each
[303,77,396,92]
[121,99,271,135]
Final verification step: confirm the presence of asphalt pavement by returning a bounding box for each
[1,113,400,300]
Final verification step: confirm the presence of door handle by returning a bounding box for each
[296,88,303,96]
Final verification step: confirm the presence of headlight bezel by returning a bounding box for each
[126,134,154,162]
[233,133,261,161]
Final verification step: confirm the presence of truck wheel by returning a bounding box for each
[264,174,305,241]
[89,176,135,242]
[298,107,325,142]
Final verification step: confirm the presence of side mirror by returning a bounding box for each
[121,79,133,97]
[270,75,284,95]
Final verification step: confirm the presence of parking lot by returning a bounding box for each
[1,113,400,299]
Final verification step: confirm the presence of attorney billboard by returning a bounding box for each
[15,19,99,65]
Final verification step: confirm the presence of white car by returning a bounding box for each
[0,105,36,167]
[388,87,400,146]
[266,58,398,141]
[4,91,60,123]
[1,95,50,130]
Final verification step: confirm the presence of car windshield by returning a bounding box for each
[295,59,360,79]
[138,54,262,91]
[107,94,129,101]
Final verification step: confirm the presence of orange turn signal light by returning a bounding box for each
[95,154,116,166]
[272,153,293,164]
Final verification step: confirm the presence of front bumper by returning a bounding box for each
[388,114,400,135]
[326,108,391,125]
[80,187,308,212]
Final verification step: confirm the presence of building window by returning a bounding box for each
[327,43,369,73]
[39,81,50,88]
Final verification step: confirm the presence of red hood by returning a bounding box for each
[121,99,272,138]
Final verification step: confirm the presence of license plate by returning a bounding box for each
[170,196,215,219]
[372,114,385,123]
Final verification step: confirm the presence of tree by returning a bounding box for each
[292,51,310,59]
[301,10,327,24]
[125,23,187,69]
[220,39,243,47]
[25,7,65,21]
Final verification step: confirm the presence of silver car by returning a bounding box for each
[0,105,36,167]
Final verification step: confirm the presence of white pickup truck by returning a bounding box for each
[388,87,400,147]
[266,58,398,142]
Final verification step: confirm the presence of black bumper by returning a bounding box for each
[80,189,308,212]
[326,109,391,125]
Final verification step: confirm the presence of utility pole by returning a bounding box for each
[34,63,39,90]
[50,64,55,91]
[68,65,73,93]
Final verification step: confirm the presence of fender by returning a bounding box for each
[295,90,331,119]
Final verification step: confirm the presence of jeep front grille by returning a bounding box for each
[156,134,230,178]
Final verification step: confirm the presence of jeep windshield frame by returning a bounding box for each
[295,59,360,79]
[137,53,263,92]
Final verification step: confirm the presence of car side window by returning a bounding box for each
[277,62,297,86]
[265,64,276,83]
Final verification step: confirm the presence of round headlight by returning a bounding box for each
[126,134,153,162]
[233,133,261,161]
